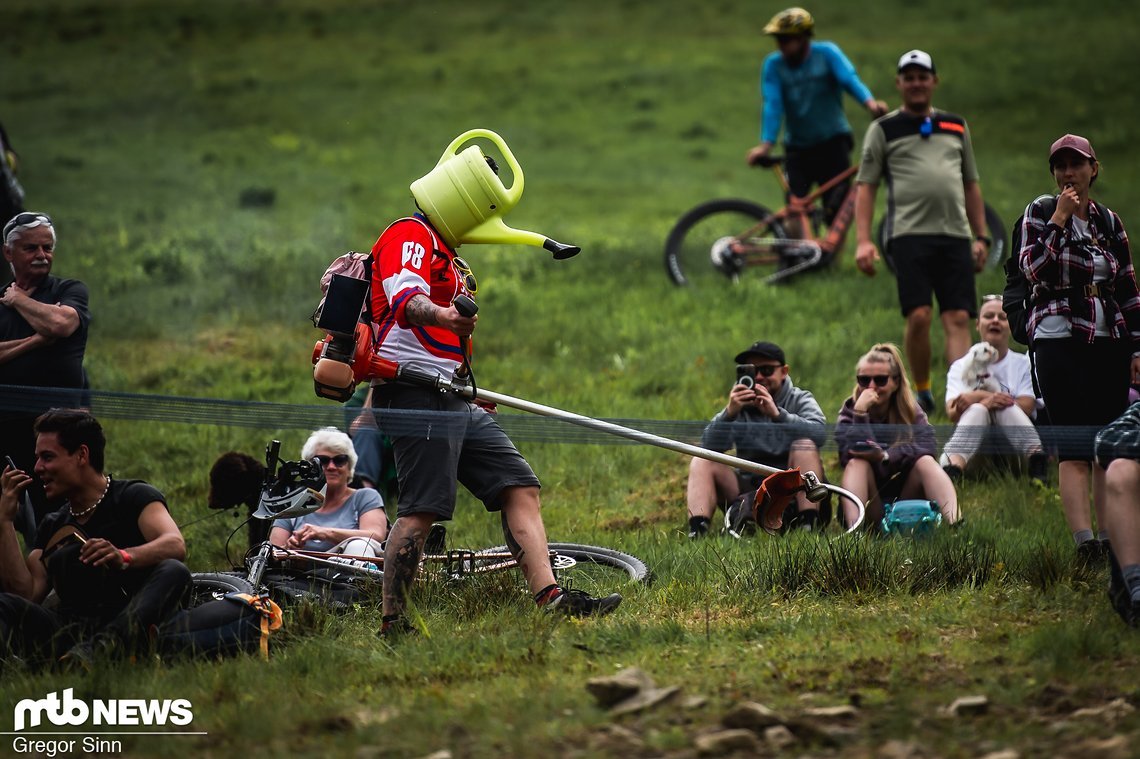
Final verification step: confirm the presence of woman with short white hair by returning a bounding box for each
[270,427,387,556]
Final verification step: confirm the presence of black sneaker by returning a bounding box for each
[687,515,711,540]
[1028,452,1050,484]
[1076,538,1108,568]
[723,497,757,539]
[943,464,964,483]
[917,390,936,414]
[543,588,622,617]
[1108,550,1136,626]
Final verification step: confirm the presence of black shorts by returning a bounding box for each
[785,132,854,224]
[372,383,541,519]
[888,234,977,317]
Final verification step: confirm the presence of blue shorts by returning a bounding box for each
[371,383,540,519]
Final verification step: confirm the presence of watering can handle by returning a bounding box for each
[438,128,525,205]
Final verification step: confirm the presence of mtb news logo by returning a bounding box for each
[13,688,194,731]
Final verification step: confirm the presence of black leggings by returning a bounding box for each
[1034,336,1132,461]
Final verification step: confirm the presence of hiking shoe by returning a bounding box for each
[377,614,417,640]
[543,588,622,617]
[687,515,711,540]
[916,390,936,415]
[1108,551,1136,626]
[1076,538,1108,568]
[723,498,757,539]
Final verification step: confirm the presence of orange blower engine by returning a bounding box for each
[311,322,397,402]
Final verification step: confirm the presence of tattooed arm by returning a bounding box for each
[405,293,477,336]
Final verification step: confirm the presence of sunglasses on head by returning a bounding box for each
[856,374,893,388]
[981,293,1003,304]
[314,454,350,468]
[453,256,478,295]
[3,212,53,240]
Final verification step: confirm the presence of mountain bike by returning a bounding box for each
[664,155,1006,286]
[191,441,650,608]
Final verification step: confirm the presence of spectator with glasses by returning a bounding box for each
[940,294,1048,482]
[1,212,91,544]
[836,343,958,529]
[686,340,828,538]
[854,50,992,415]
[270,427,387,556]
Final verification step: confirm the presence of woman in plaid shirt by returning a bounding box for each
[1019,133,1140,564]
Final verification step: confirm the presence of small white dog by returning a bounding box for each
[960,341,1001,392]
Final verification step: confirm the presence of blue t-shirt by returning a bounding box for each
[760,40,874,148]
[273,488,384,552]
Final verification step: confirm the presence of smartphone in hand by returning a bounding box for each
[4,456,17,472]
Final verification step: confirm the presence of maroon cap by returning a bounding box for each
[1049,134,1096,163]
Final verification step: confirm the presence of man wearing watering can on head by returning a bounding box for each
[365,130,621,635]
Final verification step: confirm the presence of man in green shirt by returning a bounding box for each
[853,50,991,414]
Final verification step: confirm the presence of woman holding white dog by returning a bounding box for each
[940,295,1047,481]
[1019,134,1140,564]
[836,343,958,530]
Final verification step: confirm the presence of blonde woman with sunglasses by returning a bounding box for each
[835,343,958,529]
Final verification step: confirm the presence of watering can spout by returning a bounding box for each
[463,217,581,259]
[544,238,581,260]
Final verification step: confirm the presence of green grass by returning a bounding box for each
[5,0,1140,755]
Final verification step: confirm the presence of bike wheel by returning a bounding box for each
[190,572,255,606]
[664,199,788,286]
[877,203,1007,274]
[480,542,651,590]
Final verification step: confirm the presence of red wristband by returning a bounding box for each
[119,549,132,568]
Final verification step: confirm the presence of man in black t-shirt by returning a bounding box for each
[0,410,190,669]
[1,212,91,535]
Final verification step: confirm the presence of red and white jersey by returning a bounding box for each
[370,215,473,379]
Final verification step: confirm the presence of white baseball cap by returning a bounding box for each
[897,49,935,73]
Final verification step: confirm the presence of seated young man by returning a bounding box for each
[940,295,1048,482]
[686,341,828,537]
[0,409,190,669]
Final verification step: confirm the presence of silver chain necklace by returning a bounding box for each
[70,475,111,519]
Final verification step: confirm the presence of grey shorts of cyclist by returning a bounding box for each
[372,383,541,520]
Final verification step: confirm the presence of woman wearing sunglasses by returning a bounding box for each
[836,343,958,529]
[270,428,387,556]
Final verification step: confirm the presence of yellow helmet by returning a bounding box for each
[763,7,815,36]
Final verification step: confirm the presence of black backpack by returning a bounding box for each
[1002,195,1121,347]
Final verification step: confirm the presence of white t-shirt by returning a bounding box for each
[945,347,1039,419]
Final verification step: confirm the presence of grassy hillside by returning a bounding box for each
[4,1,1140,755]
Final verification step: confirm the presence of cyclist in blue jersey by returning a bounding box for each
[746,8,887,227]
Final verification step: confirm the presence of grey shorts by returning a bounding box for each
[372,383,540,519]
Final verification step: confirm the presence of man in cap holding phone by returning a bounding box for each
[686,340,828,538]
